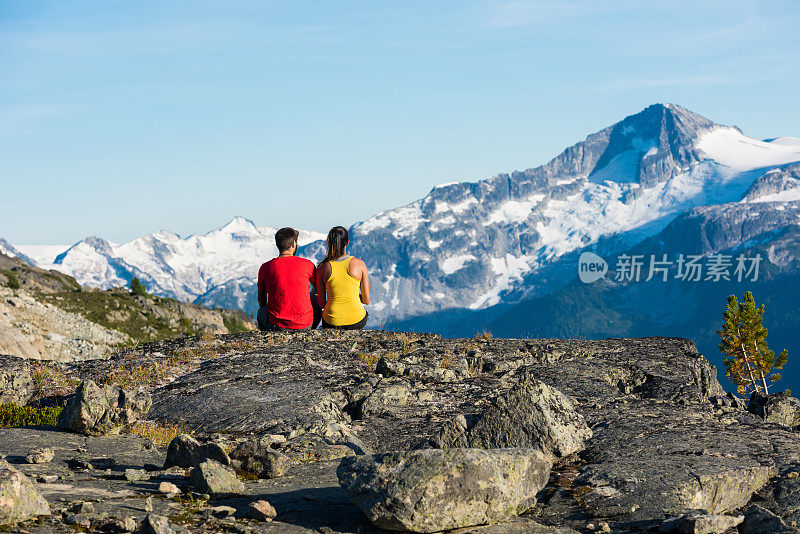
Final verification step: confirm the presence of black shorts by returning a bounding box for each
[321,312,368,330]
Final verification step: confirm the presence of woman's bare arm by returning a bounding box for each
[355,258,371,305]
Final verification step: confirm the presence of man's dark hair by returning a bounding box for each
[275,227,299,253]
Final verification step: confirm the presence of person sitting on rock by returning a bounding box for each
[256,227,321,331]
[316,226,371,330]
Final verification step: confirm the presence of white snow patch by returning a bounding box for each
[697,127,800,171]
[750,188,800,203]
[470,254,533,309]
[441,254,476,275]
[484,195,545,225]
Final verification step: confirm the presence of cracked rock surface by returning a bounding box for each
[1,331,799,532]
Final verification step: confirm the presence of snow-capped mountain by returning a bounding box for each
[298,104,800,325]
[6,104,800,328]
[8,218,324,312]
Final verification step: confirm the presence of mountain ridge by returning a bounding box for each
[4,104,800,334]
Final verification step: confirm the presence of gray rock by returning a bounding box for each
[158,481,181,495]
[0,459,51,525]
[25,447,54,464]
[249,499,277,522]
[189,460,244,496]
[0,356,32,406]
[231,437,291,479]
[141,514,175,534]
[164,433,230,468]
[740,504,796,534]
[124,468,149,482]
[457,370,592,459]
[164,433,200,468]
[748,392,800,427]
[57,380,152,435]
[359,382,411,418]
[337,448,552,533]
[660,512,744,534]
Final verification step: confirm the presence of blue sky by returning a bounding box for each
[2,0,799,244]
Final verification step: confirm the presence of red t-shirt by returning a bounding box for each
[257,256,316,329]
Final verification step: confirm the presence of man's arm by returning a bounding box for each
[258,286,267,308]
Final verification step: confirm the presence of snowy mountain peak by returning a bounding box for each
[55,236,115,264]
[217,216,260,235]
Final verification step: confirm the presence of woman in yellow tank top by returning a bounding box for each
[316,226,370,329]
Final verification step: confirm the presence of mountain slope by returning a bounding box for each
[305,103,800,325]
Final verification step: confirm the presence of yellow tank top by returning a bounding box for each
[322,256,367,326]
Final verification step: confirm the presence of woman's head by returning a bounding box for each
[324,226,349,262]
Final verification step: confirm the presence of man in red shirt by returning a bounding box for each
[256,227,321,331]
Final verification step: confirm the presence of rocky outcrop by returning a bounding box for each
[444,370,592,459]
[338,448,552,533]
[57,380,152,435]
[0,459,50,525]
[1,331,799,533]
[748,391,800,427]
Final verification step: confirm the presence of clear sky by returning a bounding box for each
[2,0,799,245]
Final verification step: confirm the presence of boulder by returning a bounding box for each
[456,370,592,459]
[660,512,744,534]
[158,481,181,496]
[248,500,277,522]
[230,437,291,479]
[57,380,151,436]
[164,433,230,468]
[141,514,175,534]
[748,392,800,427]
[0,459,51,525]
[189,460,244,496]
[25,447,54,464]
[337,448,552,533]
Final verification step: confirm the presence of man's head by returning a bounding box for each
[275,227,299,255]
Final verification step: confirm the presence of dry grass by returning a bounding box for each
[475,329,493,341]
[129,421,194,447]
[99,337,258,389]
[356,350,381,368]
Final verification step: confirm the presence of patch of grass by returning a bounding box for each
[169,493,209,525]
[40,290,184,343]
[129,421,193,447]
[100,337,258,389]
[0,404,62,428]
[29,364,80,405]
[356,350,381,368]
[475,328,493,341]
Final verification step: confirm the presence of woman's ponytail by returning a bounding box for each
[323,226,349,263]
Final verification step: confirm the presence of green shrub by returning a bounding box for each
[0,404,62,428]
[130,277,148,297]
[3,270,20,290]
[222,313,250,334]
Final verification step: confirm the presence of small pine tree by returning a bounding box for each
[718,291,788,396]
[130,277,148,297]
